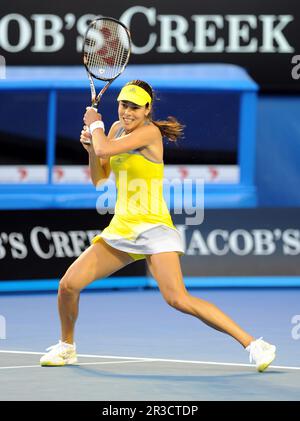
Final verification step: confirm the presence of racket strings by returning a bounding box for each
[112,29,125,79]
[84,19,130,80]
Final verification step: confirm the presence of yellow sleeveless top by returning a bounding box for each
[100,150,176,241]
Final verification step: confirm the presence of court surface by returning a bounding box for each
[0,287,299,401]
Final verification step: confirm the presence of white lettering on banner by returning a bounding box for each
[0,228,102,260]
[51,231,75,258]
[229,229,254,256]
[186,231,210,255]
[30,228,102,259]
[68,230,88,256]
[31,14,64,52]
[157,15,193,53]
[0,14,31,52]
[252,230,276,255]
[225,15,258,53]
[120,6,157,54]
[0,11,295,54]
[30,228,99,258]
[0,226,299,259]
[64,13,76,31]
[30,227,55,259]
[0,235,7,259]
[207,230,229,256]
[76,14,97,52]
[181,228,300,256]
[259,15,294,53]
[0,232,28,259]
[9,233,28,259]
[192,15,224,53]
[282,229,300,255]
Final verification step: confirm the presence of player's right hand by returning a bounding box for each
[80,125,92,151]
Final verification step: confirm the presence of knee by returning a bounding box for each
[164,292,191,313]
[59,271,80,295]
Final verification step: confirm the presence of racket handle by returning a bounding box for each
[83,124,91,145]
[84,105,99,136]
[82,115,104,145]
[82,139,91,145]
[87,105,98,113]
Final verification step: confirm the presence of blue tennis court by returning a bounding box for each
[0,287,299,400]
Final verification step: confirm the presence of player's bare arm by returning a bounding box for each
[83,108,161,158]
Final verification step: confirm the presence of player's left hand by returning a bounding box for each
[83,107,102,126]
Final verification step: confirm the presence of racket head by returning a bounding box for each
[83,16,131,82]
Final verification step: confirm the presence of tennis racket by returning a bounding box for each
[82,16,131,144]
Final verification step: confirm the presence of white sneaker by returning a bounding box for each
[40,340,77,367]
[246,337,276,372]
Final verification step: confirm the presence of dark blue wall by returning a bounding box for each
[256,96,300,206]
[1,89,300,207]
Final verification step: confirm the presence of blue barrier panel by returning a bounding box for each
[0,64,258,209]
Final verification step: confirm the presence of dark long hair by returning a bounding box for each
[124,80,184,142]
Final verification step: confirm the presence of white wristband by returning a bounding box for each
[89,120,105,135]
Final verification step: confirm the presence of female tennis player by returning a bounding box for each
[40,80,276,371]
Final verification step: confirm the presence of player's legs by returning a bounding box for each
[146,252,254,348]
[58,239,133,344]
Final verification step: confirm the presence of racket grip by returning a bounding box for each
[84,105,98,139]
[86,105,98,113]
[83,125,91,145]
[83,119,105,145]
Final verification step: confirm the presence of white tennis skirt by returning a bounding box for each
[99,224,184,257]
